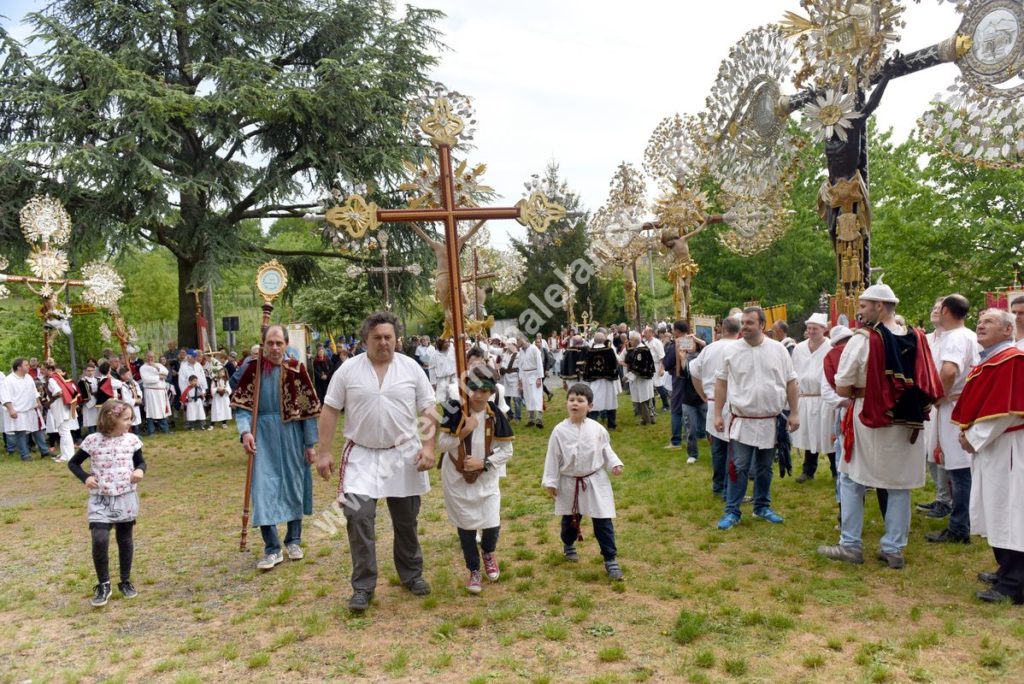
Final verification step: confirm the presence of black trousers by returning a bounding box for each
[993,547,1024,603]
[90,521,135,584]
[802,451,838,478]
[560,515,617,561]
[457,526,500,572]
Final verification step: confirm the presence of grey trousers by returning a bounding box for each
[929,461,952,507]
[343,494,424,592]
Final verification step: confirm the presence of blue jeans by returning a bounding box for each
[146,417,169,435]
[710,435,729,496]
[260,519,302,555]
[946,467,972,538]
[656,385,670,410]
[670,404,707,458]
[9,431,30,460]
[509,397,523,421]
[838,476,910,554]
[725,441,774,517]
[30,430,50,456]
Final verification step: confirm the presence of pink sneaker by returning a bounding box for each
[466,570,482,594]
[482,552,499,581]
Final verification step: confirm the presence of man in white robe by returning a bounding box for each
[714,307,798,530]
[518,335,545,428]
[644,327,669,412]
[316,311,437,612]
[955,309,1024,604]
[793,313,835,483]
[820,282,941,569]
[139,351,171,435]
[927,294,979,544]
[689,316,740,496]
[4,358,48,461]
[498,337,522,422]
[917,299,953,518]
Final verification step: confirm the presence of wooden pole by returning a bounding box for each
[240,301,274,552]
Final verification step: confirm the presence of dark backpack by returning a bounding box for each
[542,347,555,372]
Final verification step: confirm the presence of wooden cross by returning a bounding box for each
[185,286,210,352]
[326,97,565,404]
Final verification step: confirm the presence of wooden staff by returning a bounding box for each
[240,302,275,551]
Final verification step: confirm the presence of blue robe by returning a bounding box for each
[235,366,317,527]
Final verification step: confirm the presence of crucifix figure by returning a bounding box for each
[345,230,422,311]
[324,97,565,403]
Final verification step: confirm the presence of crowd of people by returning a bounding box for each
[7,291,1024,610]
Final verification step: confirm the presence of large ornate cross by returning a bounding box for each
[325,97,565,404]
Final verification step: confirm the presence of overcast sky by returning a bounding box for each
[2,1,963,245]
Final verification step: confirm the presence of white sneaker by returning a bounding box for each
[285,543,304,560]
[256,551,284,570]
[686,457,697,464]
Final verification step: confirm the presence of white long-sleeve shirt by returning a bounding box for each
[542,418,623,518]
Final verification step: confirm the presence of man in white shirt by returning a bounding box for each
[714,307,799,530]
[139,351,172,435]
[689,316,740,497]
[1012,295,1024,350]
[4,358,48,461]
[316,311,437,612]
[644,327,669,412]
[177,351,207,418]
[926,294,980,544]
[518,335,545,428]
[792,313,835,483]
[415,336,435,384]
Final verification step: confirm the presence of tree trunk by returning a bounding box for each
[177,259,199,348]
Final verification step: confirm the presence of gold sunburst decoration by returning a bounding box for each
[325,196,381,240]
[420,97,465,148]
[81,261,125,312]
[654,184,709,234]
[400,157,494,210]
[20,195,72,246]
[515,192,566,233]
[26,247,69,281]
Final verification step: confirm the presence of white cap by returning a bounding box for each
[806,312,829,328]
[830,325,853,343]
[505,337,517,345]
[859,278,899,304]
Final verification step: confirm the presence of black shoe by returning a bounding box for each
[915,500,937,512]
[91,582,112,607]
[978,571,999,585]
[925,529,970,544]
[536,422,544,429]
[795,473,813,483]
[348,589,374,612]
[404,577,431,596]
[118,580,138,599]
[563,544,579,562]
[976,588,1015,604]
[876,550,905,570]
[925,504,951,519]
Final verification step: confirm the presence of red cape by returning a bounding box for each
[230,356,321,423]
[51,372,79,406]
[951,346,1024,429]
[823,339,848,390]
[859,326,943,429]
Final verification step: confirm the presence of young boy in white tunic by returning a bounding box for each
[180,375,207,430]
[209,368,233,428]
[438,367,514,593]
[543,383,625,580]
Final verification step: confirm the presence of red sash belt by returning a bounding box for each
[570,469,599,541]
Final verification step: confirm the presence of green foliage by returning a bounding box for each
[502,162,613,330]
[291,262,376,336]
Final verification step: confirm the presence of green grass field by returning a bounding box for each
[1,389,1022,683]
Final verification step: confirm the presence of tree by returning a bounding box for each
[291,262,376,337]
[0,0,443,346]
[501,162,609,330]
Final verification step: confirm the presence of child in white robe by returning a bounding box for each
[438,367,514,594]
[180,375,207,430]
[210,369,232,427]
[542,383,624,580]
